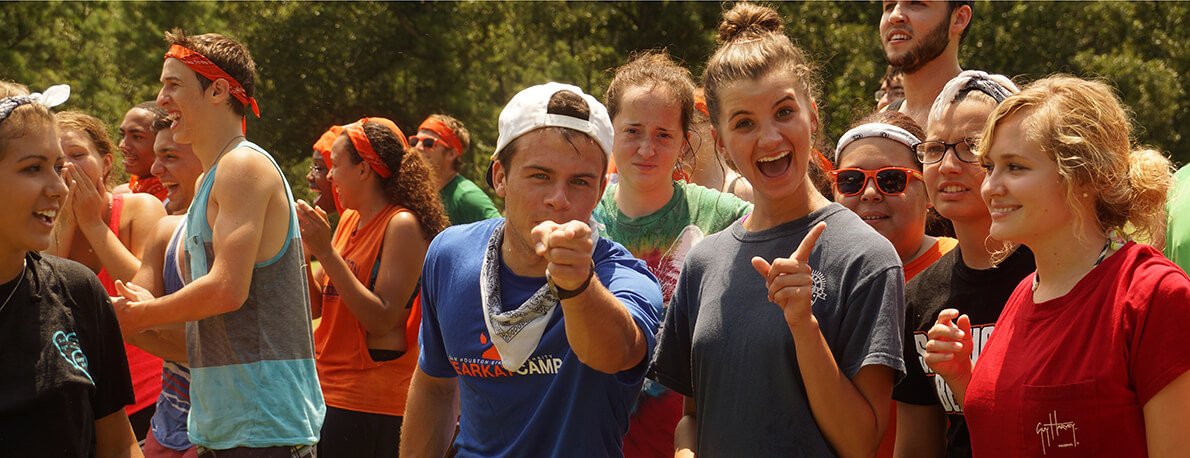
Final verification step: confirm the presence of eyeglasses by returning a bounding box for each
[830,167,924,197]
[309,163,328,174]
[408,136,443,149]
[913,139,979,164]
[874,86,905,102]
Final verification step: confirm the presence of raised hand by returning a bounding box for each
[750,221,825,330]
[295,199,333,259]
[923,308,975,404]
[112,279,156,339]
[65,162,105,229]
[531,220,595,291]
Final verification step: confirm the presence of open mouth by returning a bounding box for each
[34,209,56,225]
[887,31,911,43]
[167,112,181,131]
[756,151,792,178]
[989,204,1020,216]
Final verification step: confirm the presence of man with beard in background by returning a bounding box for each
[879,1,973,128]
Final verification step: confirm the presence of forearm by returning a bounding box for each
[790,317,886,457]
[400,368,460,457]
[130,274,243,328]
[127,324,188,363]
[93,410,144,458]
[78,219,141,282]
[560,278,647,374]
[675,396,697,457]
[318,250,403,334]
[940,372,970,409]
[307,261,323,319]
[893,402,947,458]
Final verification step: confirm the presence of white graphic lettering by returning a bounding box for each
[913,323,994,414]
[1035,410,1079,455]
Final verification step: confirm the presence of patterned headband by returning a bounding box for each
[834,122,921,162]
[930,70,1020,122]
[0,84,70,123]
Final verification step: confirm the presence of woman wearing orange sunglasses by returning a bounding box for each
[832,111,956,281]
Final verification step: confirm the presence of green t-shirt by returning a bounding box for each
[593,181,752,306]
[1166,164,1190,272]
[440,174,501,226]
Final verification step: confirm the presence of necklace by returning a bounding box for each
[1032,239,1113,291]
[212,135,246,165]
[0,258,27,315]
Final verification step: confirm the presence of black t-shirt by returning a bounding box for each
[892,245,1034,458]
[0,252,134,457]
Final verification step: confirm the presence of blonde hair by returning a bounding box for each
[0,81,57,158]
[977,75,1174,245]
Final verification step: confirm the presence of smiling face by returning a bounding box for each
[611,85,684,193]
[58,128,111,192]
[835,137,928,261]
[980,112,1084,249]
[157,58,206,145]
[492,128,606,260]
[923,100,994,223]
[0,126,68,255]
[326,134,368,211]
[714,70,818,210]
[150,128,202,214]
[306,150,334,213]
[117,108,157,178]
[880,1,953,74]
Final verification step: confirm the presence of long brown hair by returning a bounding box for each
[345,121,449,238]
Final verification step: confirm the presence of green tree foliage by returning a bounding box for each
[4,1,1188,201]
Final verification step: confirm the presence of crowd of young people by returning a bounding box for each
[2,1,1189,458]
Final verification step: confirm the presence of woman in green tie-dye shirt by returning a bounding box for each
[593,51,751,458]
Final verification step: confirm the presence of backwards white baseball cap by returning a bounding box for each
[486,82,614,188]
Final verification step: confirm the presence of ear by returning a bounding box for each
[102,153,113,180]
[950,4,972,36]
[207,78,232,105]
[810,101,820,135]
[492,161,508,197]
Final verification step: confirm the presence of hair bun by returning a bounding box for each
[717,2,784,44]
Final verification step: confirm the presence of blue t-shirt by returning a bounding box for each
[418,218,662,457]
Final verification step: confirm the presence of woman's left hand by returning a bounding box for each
[751,222,825,332]
[296,199,333,259]
[66,163,105,230]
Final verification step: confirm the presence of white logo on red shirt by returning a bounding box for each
[1035,410,1079,455]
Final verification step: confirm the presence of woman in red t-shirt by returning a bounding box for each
[924,75,1190,457]
[296,117,448,458]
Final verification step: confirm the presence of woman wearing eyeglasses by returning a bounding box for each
[891,71,1033,458]
[832,111,954,281]
[308,125,344,216]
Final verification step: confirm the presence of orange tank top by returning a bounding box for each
[314,205,422,416]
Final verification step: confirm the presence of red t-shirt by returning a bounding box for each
[314,206,422,416]
[965,242,1190,457]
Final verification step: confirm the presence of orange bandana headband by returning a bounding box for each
[417,117,463,153]
[694,93,709,118]
[313,125,344,164]
[164,44,260,132]
[345,117,406,179]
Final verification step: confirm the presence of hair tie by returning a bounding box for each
[345,117,406,179]
[694,93,709,117]
[0,84,70,123]
[417,117,463,153]
[834,122,921,162]
[164,44,259,133]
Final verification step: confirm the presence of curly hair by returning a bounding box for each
[345,121,449,238]
[977,75,1174,245]
[56,110,116,190]
[0,80,58,158]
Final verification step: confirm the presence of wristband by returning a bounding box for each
[548,260,596,300]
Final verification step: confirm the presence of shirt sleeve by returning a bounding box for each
[1131,269,1190,405]
[460,187,502,223]
[837,265,907,382]
[417,241,458,379]
[87,275,135,419]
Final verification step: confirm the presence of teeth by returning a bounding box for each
[941,186,966,192]
[990,206,1017,214]
[35,210,56,219]
[757,151,790,162]
[862,216,886,221]
[891,33,910,40]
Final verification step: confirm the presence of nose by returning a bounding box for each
[543,182,570,211]
[48,169,68,200]
[151,158,166,178]
[980,166,1003,201]
[156,87,167,107]
[937,145,966,176]
[889,2,907,23]
[756,120,784,152]
[860,176,884,202]
[637,137,656,159]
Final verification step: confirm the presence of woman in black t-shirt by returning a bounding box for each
[0,81,141,457]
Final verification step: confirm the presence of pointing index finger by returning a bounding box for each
[793,222,826,263]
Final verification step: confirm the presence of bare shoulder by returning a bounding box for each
[211,145,284,195]
[113,183,132,194]
[123,192,167,215]
[387,210,427,240]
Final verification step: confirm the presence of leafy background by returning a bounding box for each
[4,1,1187,205]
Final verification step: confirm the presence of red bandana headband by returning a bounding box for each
[164,44,260,133]
[313,125,344,164]
[417,117,463,153]
[345,117,406,179]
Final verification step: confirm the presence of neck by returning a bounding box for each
[689,151,728,191]
[353,187,391,228]
[500,223,548,278]
[951,216,1001,270]
[192,115,246,170]
[437,171,457,191]
[902,234,938,265]
[1030,224,1108,302]
[744,178,828,232]
[900,52,962,126]
[614,179,675,218]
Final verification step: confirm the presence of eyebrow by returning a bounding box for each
[524,165,599,180]
[728,95,798,121]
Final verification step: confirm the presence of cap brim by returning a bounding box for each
[485,160,496,189]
